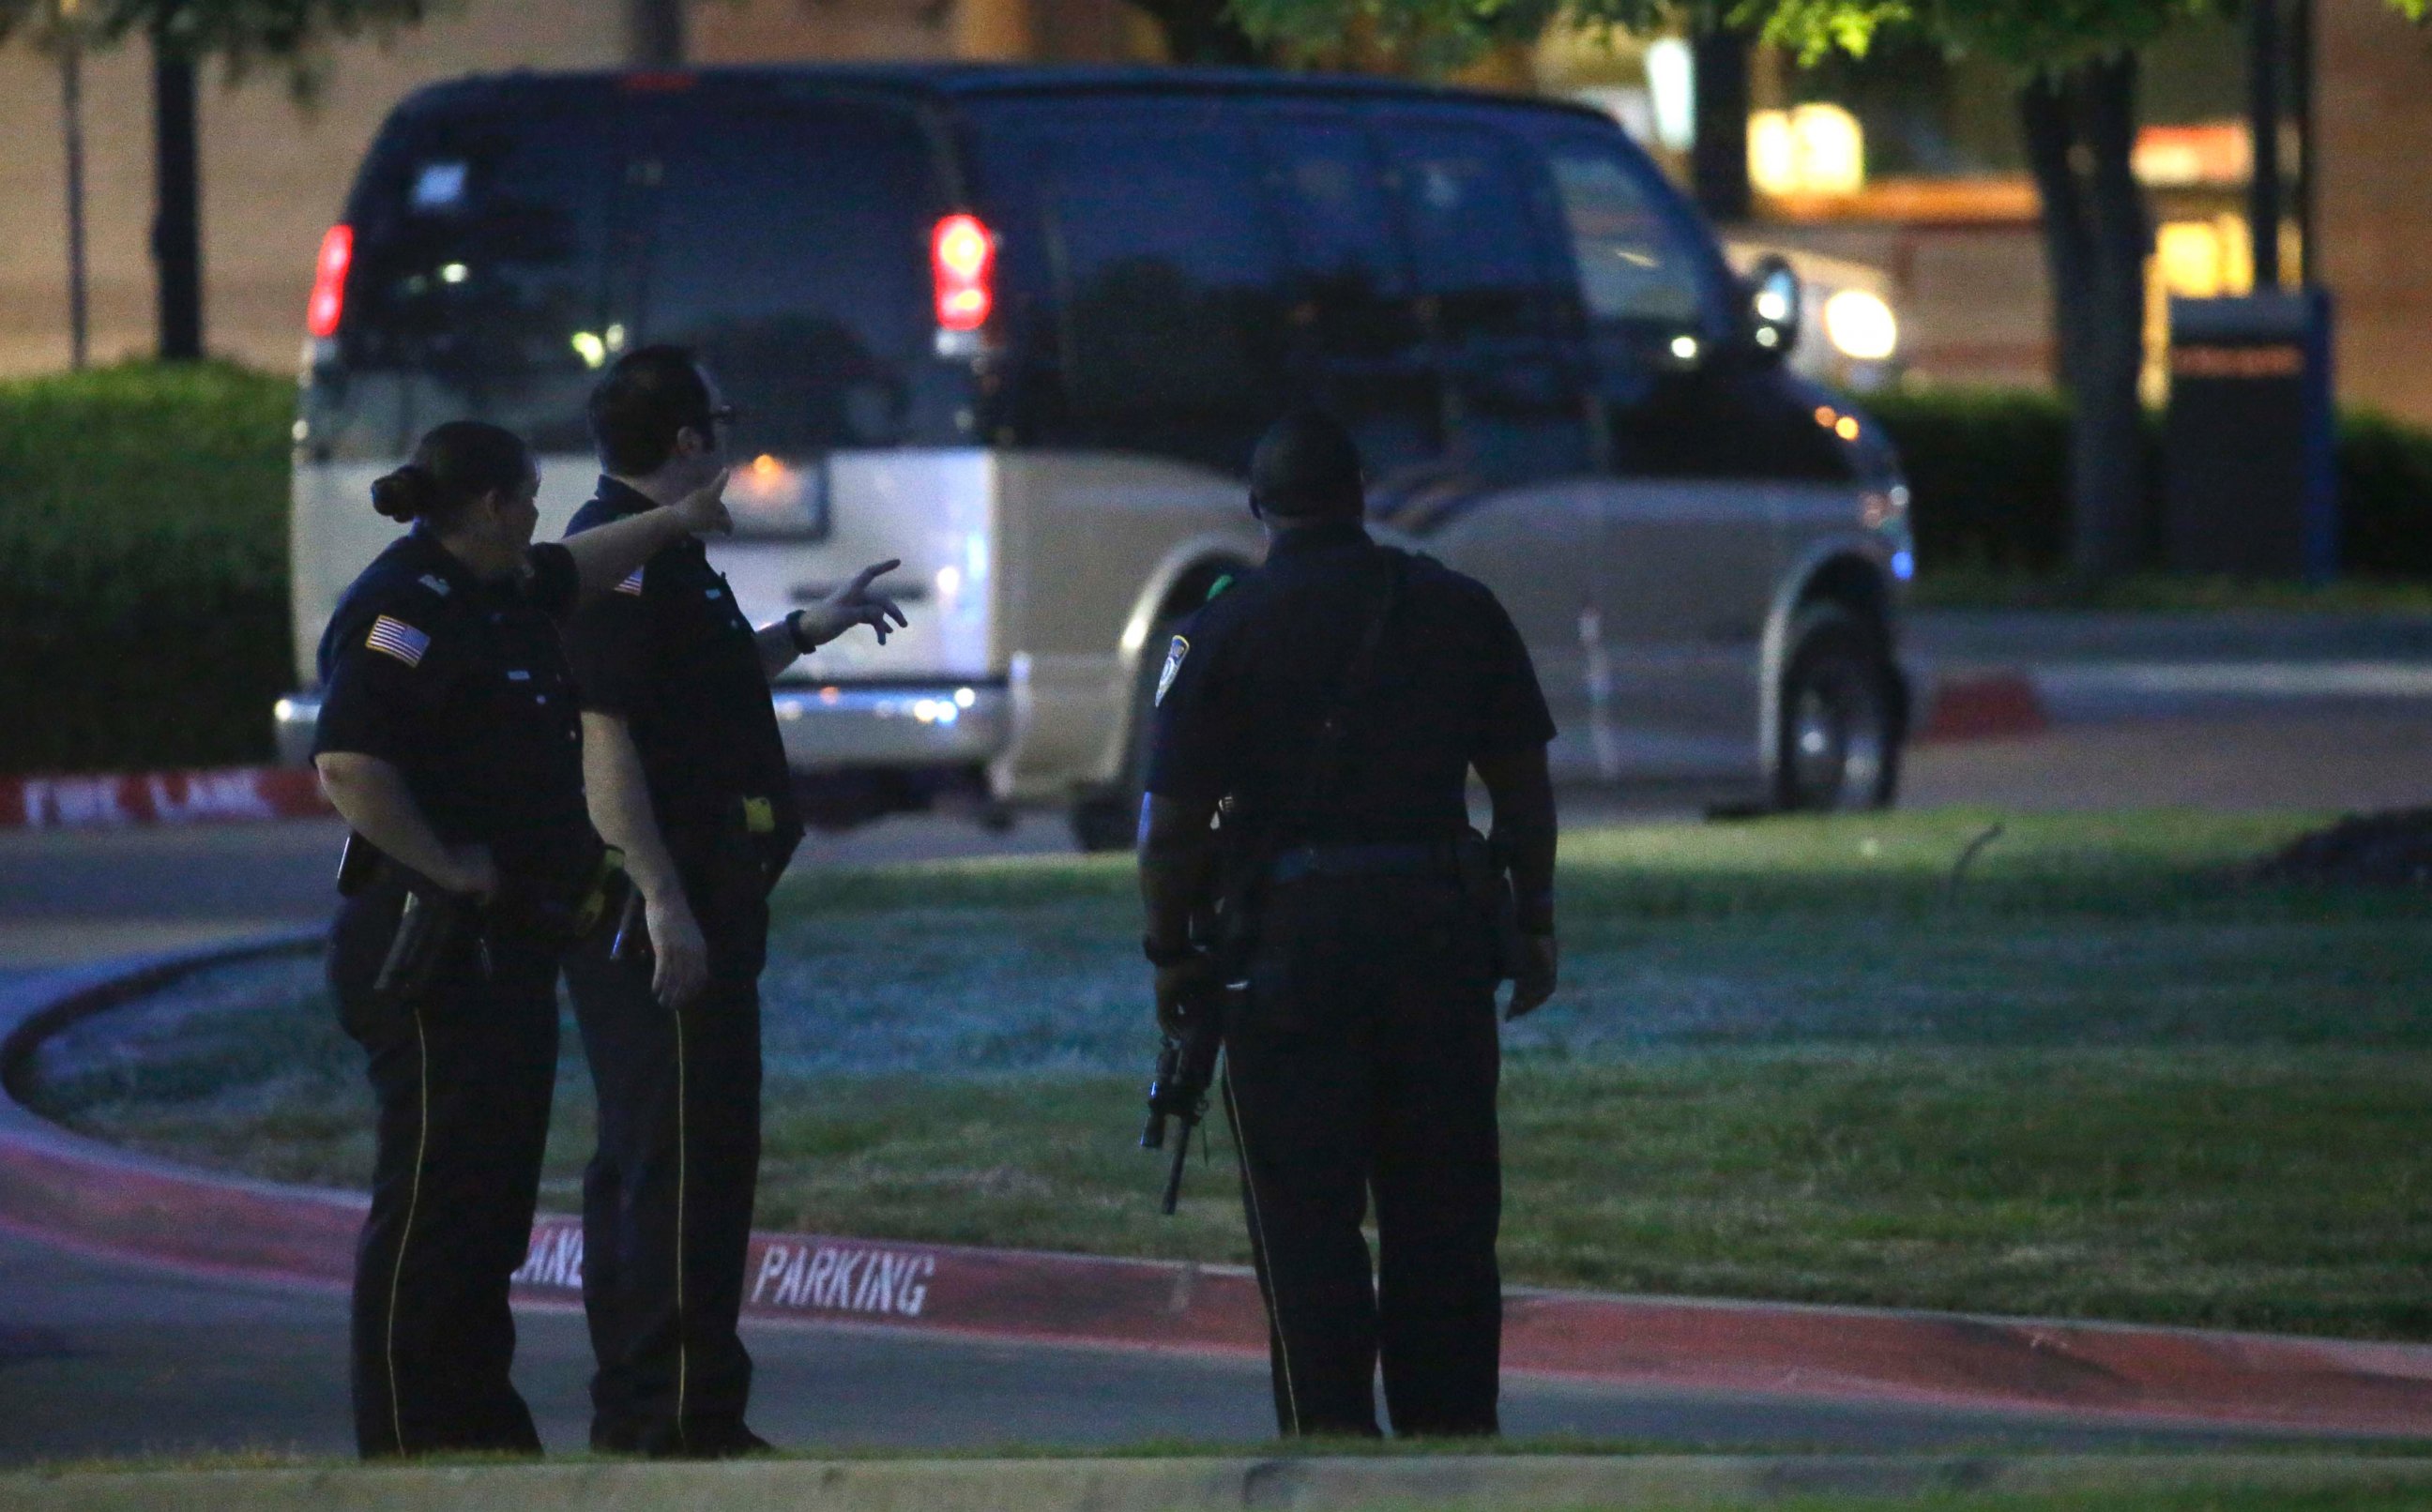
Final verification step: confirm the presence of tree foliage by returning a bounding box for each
[0,0,443,94]
[1231,0,2424,78]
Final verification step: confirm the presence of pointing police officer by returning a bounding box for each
[1139,410,1560,1439]
[313,419,733,1459]
[559,345,904,1457]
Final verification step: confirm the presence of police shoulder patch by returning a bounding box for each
[1154,634,1189,706]
[365,614,431,668]
[613,567,646,597]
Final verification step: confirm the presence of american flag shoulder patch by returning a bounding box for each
[365,614,431,668]
[614,567,646,597]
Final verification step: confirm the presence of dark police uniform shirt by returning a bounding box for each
[312,529,587,853]
[1147,519,1556,846]
[560,476,797,835]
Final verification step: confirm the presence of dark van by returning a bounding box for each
[281,66,1915,845]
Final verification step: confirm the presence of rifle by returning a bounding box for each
[1138,986,1230,1216]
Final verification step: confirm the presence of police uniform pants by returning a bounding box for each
[561,830,768,1454]
[1223,871,1503,1439]
[330,880,560,1459]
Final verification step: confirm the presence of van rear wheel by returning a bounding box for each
[1771,605,1900,812]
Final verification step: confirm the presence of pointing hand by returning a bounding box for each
[670,470,734,537]
[794,558,911,649]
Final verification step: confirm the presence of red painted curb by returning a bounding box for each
[0,766,331,830]
[2,673,2043,830]
[1916,672,2051,745]
[11,945,2432,1439]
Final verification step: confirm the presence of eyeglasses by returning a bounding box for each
[699,405,739,431]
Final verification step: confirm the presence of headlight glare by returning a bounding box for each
[1823,289,1898,362]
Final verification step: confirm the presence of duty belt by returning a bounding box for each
[1269,841,1458,887]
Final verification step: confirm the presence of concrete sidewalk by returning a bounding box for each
[10,1450,2432,1512]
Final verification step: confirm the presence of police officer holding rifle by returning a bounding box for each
[313,419,732,1459]
[1138,411,1560,1439]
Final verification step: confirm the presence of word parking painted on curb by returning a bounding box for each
[752,1240,936,1318]
[512,1222,585,1290]
[511,1221,939,1323]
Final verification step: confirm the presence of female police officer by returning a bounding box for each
[312,418,730,1459]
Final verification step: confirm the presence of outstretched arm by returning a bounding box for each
[754,559,908,682]
[559,471,734,602]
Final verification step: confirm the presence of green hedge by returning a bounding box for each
[1868,387,2432,580]
[1864,388,2082,574]
[0,362,293,774]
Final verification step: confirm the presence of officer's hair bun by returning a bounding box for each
[371,463,438,522]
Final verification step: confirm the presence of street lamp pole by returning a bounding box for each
[58,0,89,370]
[2248,0,2282,292]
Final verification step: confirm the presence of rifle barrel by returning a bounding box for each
[1159,1122,1193,1215]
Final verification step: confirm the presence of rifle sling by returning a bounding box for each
[1283,550,1407,854]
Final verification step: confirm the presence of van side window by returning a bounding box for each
[1259,118,1440,482]
[636,101,939,461]
[343,104,615,450]
[1037,122,1288,466]
[1385,122,1590,489]
[1389,127,1552,344]
[1546,146,1710,336]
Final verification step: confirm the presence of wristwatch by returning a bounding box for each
[783,609,815,656]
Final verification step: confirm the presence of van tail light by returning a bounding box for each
[932,214,995,332]
[307,224,353,339]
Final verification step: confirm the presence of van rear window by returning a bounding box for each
[639,100,939,456]
[341,103,615,419]
[333,90,944,460]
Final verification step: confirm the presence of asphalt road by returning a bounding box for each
[4,695,2429,1463]
[0,1227,2245,1465]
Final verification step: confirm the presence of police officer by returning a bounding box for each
[1139,411,1560,1439]
[313,419,732,1459]
[558,345,904,1457]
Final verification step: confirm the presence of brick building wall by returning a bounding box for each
[2316,0,2432,428]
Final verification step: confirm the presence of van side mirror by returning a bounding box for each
[1743,254,1801,364]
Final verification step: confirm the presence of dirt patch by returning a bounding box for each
[2256,809,2432,887]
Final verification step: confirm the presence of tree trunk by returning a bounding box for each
[61,28,90,370]
[1691,26,1752,223]
[1121,0,1263,64]
[627,0,686,67]
[150,41,202,363]
[2016,55,2151,579]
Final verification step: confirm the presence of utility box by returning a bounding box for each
[2163,289,2336,581]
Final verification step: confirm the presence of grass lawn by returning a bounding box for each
[25,809,2432,1340]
